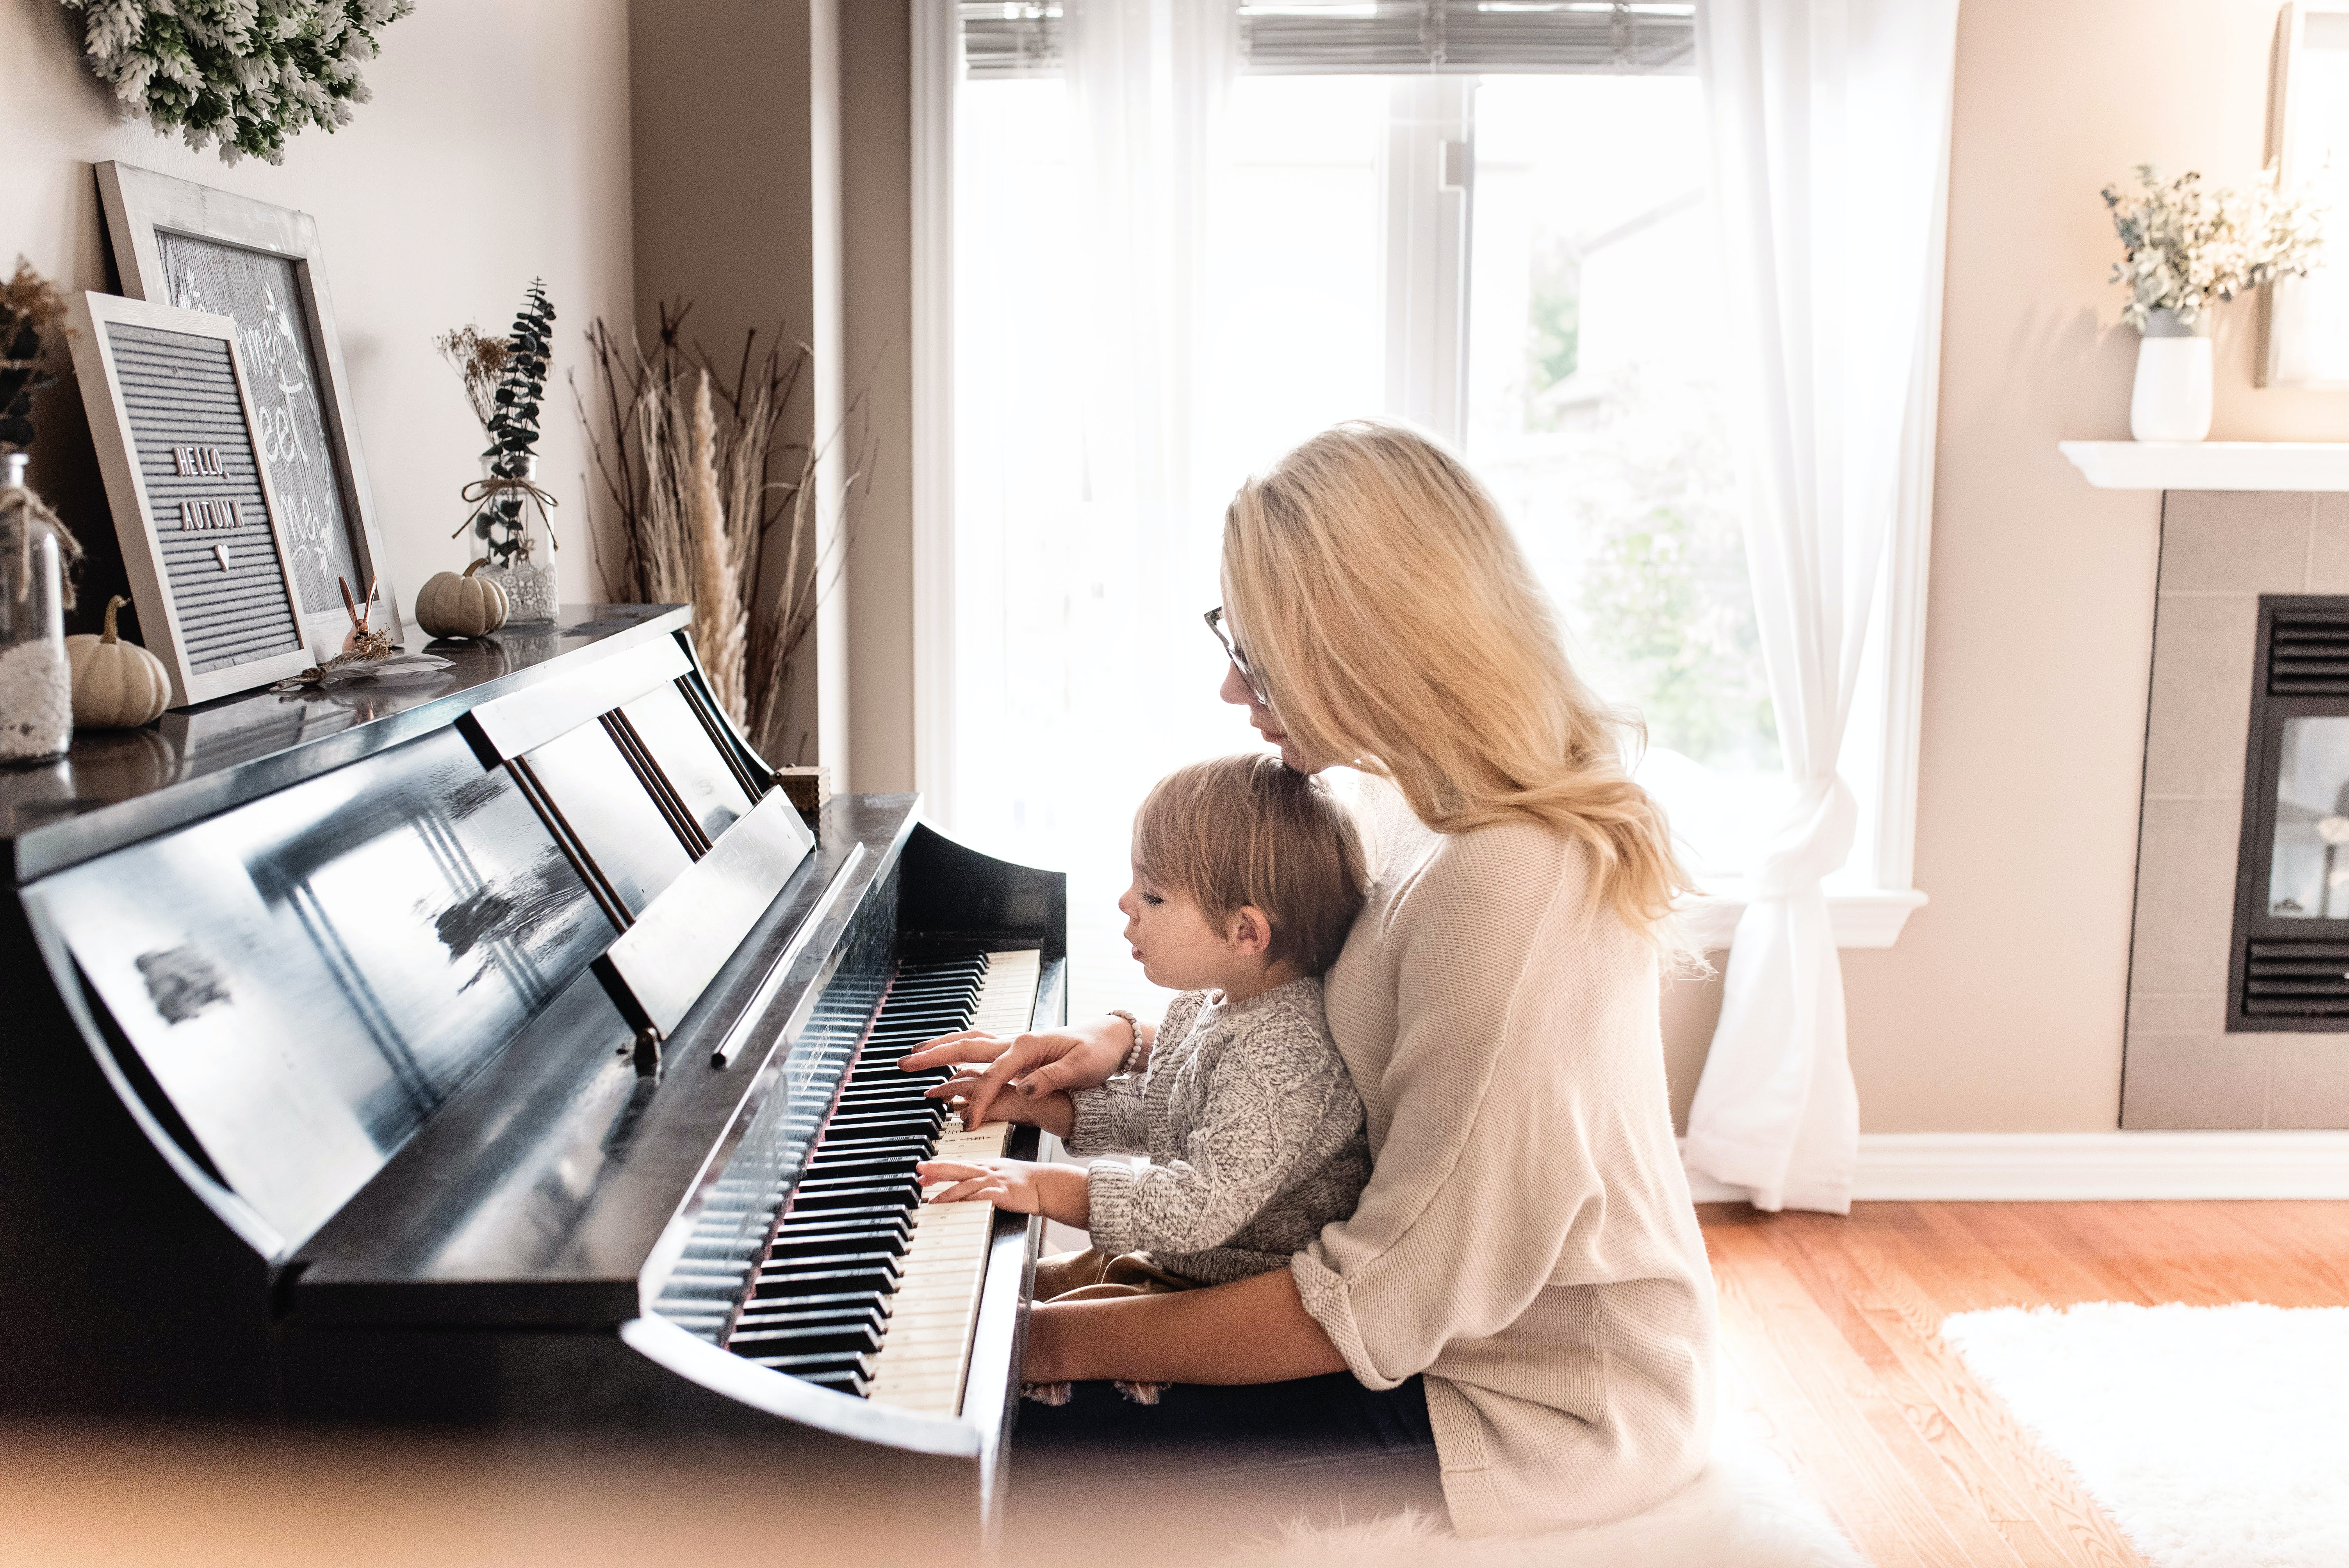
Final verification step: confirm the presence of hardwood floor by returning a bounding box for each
[1700,1201,2349,1568]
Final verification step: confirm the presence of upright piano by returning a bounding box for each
[0,606,1062,1538]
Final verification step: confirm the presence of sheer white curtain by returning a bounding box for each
[948,0,1241,1021]
[1682,0,1960,1213]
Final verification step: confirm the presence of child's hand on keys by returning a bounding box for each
[918,1157,1090,1228]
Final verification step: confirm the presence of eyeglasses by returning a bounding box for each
[1205,606,1273,708]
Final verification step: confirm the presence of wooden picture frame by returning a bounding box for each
[66,292,314,706]
[2260,2,2349,388]
[96,161,403,653]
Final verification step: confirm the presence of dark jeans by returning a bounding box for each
[1006,1374,1447,1550]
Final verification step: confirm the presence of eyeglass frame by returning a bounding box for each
[1205,606,1274,709]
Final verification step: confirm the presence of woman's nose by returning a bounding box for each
[1219,661,1255,708]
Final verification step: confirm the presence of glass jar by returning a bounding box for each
[0,453,71,766]
[473,451,559,625]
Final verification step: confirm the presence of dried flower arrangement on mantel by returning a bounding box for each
[61,0,416,166]
[576,302,866,765]
[2103,164,2326,330]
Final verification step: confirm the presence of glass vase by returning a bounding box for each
[0,453,71,766]
[473,452,558,625]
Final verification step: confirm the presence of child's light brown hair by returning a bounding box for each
[1132,754,1368,976]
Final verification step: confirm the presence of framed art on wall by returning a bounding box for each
[66,292,313,706]
[95,161,403,652]
[2262,2,2349,388]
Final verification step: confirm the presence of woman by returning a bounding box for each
[905,421,1718,1539]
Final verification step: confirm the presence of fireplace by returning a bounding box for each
[2124,490,2349,1129]
[2228,598,2349,1029]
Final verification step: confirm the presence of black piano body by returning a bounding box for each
[0,605,1063,1536]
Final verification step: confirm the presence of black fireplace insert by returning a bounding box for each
[2228,595,2349,1030]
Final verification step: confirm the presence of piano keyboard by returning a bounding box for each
[721,949,1040,1411]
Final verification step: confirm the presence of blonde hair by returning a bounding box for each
[1132,753,1369,976]
[1220,420,1694,936]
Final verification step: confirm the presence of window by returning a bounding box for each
[918,1,1921,1019]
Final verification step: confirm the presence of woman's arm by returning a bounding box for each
[1021,1267,1347,1384]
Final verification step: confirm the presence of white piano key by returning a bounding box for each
[861,950,1040,1415]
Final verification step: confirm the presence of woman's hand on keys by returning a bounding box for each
[901,1015,1141,1129]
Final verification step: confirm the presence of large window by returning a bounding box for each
[930,3,1910,1020]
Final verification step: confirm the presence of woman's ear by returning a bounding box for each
[1229,905,1274,957]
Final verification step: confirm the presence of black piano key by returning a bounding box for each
[778,1207,913,1237]
[753,1288,894,1319]
[767,1229,908,1260]
[811,1131,938,1156]
[729,1322,883,1356]
[803,1150,921,1173]
[779,1202,918,1229]
[817,1121,942,1146]
[787,1180,921,1211]
[752,1265,898,1299]
[751,1350,876,1380]
[732,1302,886,1336]
[827,1105,946,1131]
[808,1136,931,1160]
[833,1087,938,1108]
[795,1174,924,1202]
[793,1370,870,1396]
[760,1248,903,1281]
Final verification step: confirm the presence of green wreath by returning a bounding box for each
[61,0,415,166]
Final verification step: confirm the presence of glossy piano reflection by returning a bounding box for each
[38,727,610,1249]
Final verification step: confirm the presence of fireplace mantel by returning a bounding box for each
[2060,440,2349,491]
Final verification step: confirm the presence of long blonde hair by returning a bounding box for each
[1221,420,1693,937]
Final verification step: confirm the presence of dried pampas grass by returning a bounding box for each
[576,301,863,764]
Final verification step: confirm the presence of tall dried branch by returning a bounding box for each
[573,300,865,762]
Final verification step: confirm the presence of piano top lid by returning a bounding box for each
[0,604,690,886]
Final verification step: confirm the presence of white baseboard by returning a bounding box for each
[1682,1131,2349,1203]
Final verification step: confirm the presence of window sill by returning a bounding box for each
[1676,887,1927,951]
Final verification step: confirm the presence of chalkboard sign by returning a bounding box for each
[68,293,312,707]
[97,162,402,655]
[155,232,359,623]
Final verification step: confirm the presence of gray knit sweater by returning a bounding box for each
[1064,977,1370,1285]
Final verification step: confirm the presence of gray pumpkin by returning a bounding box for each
[414,559,510,640]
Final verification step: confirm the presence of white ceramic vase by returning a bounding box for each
[2130,308,2213,443]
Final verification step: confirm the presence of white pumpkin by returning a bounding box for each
[414,559,510,640]
[66,595,171,729]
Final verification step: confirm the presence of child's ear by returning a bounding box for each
[1230,905,1274,957]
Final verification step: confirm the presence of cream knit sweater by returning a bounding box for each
[1290,789,1719,1537]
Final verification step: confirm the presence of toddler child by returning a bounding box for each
[917,753,1372,1399]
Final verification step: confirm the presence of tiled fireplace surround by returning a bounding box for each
[2127,489,2349,1128]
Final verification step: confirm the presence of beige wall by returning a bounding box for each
[840,1,919,798]
[629,0,829,767]
[1838,0,2349,1131]
[0,0,634,630]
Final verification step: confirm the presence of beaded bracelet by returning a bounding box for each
[1106,1009,1146,1075]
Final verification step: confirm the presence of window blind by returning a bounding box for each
[959,2,1697,80]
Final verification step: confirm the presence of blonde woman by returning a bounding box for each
[905,421,1718,1540]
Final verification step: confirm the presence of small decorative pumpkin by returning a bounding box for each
[414,559,510,640]
[66,595,171,729]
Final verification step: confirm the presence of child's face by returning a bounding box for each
[1117,863,1266,994]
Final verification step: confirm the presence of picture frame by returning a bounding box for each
[2260,2,2349,388]
[66,292,314,707]
[95,160,404,652]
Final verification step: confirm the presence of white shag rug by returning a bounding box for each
[1227,1427,1867,1568]
[1942,1302,2349,1568]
